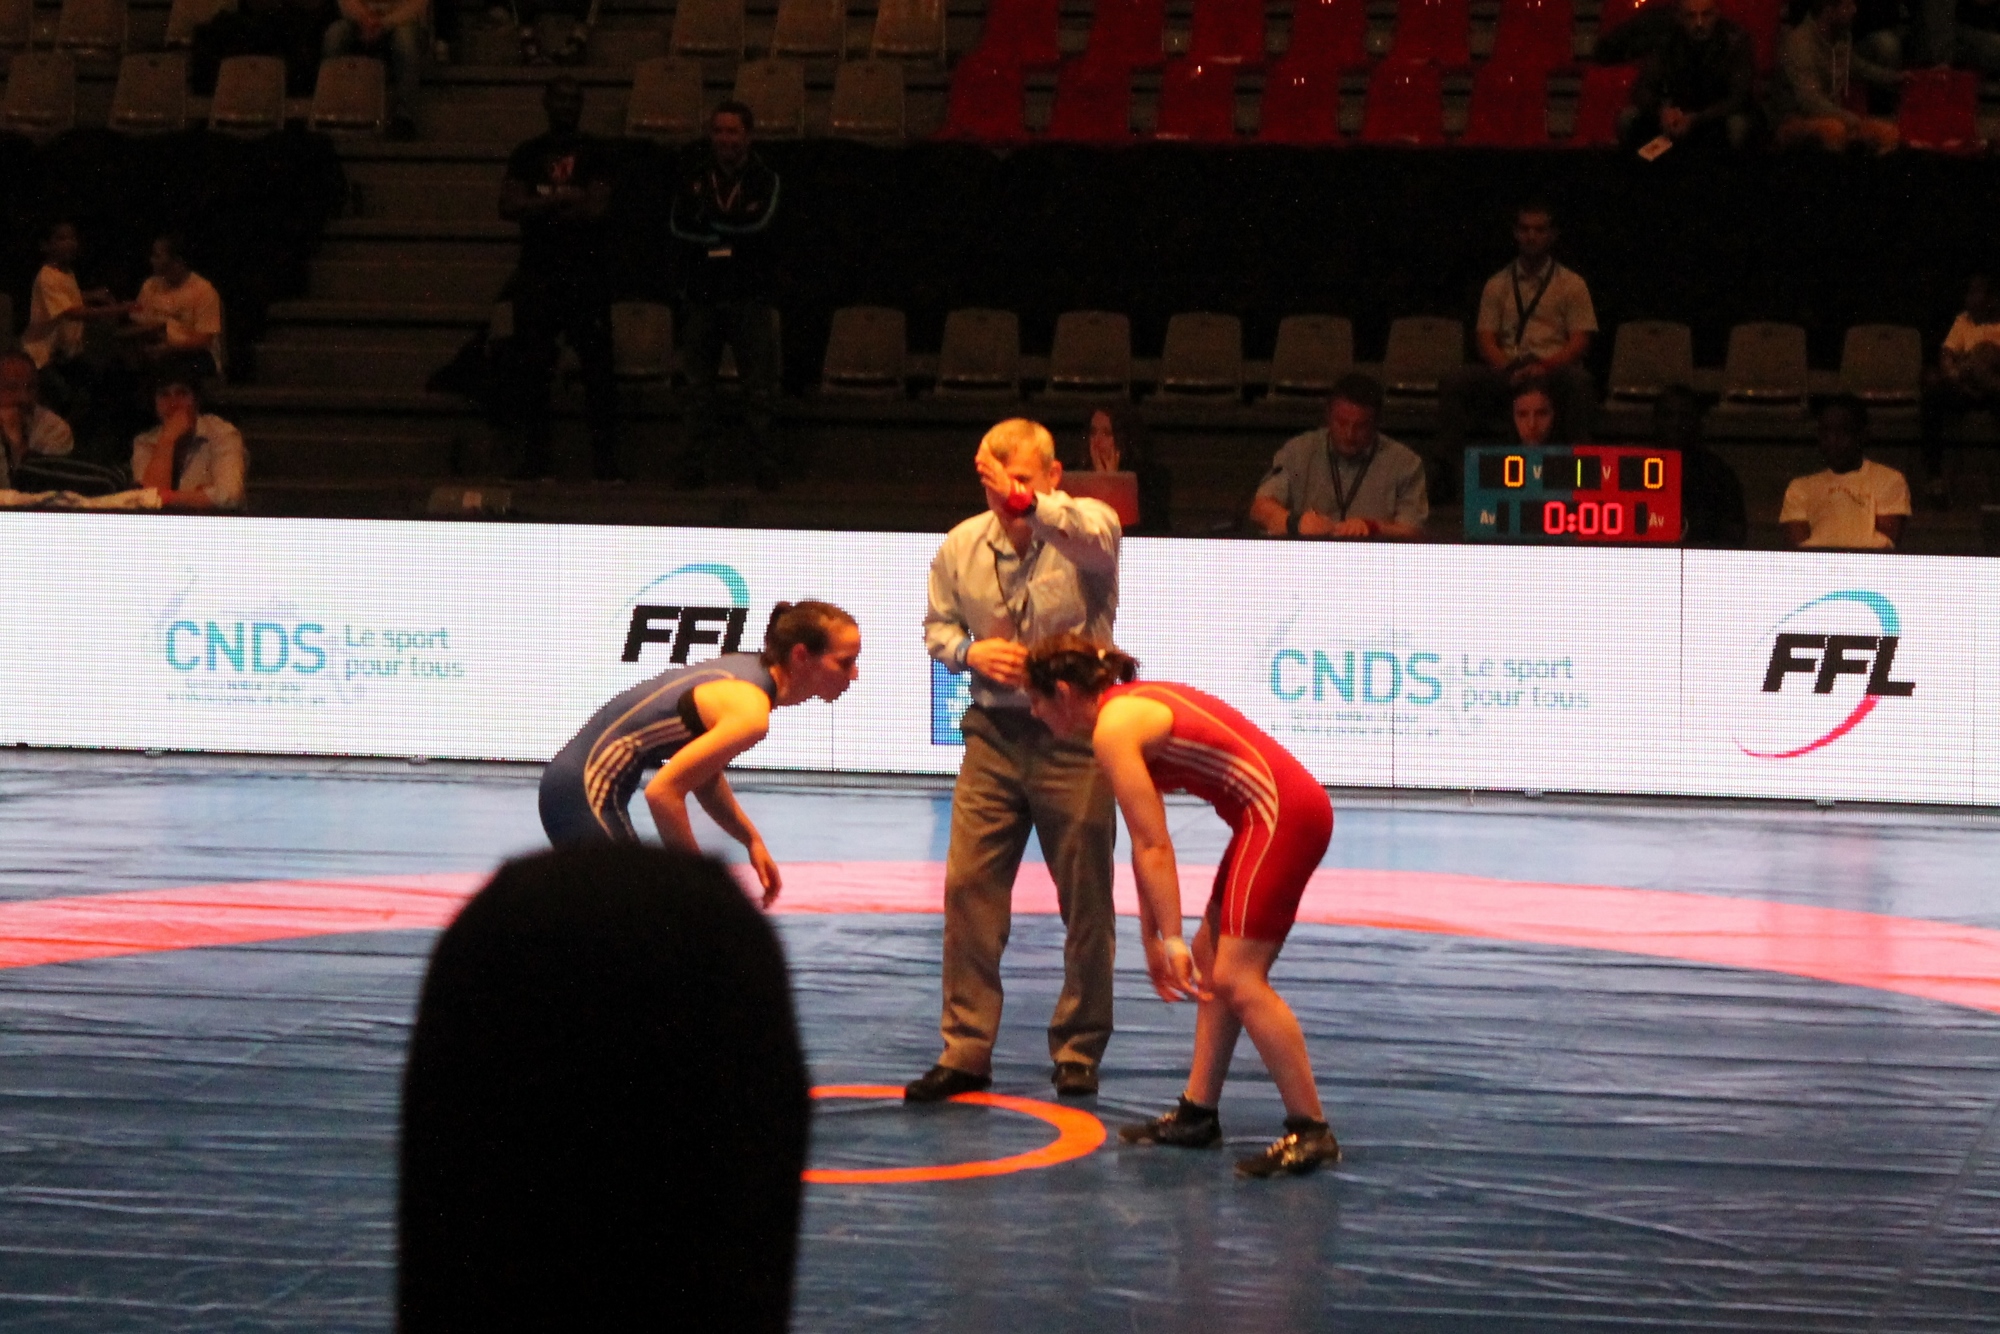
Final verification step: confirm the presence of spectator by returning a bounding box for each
[1655,384,1747,547]
[323,0,429,140]
[1780,396,1909,549]
[1622,0,1757,150]
[1438,202,1599,471]
[1919,268,2000,508]
[1248,373,1428,540]
[1768,0,1901,153]
[498,76,620,483]
[131,371,246,511]
[1512,379,1556,446]
[0,351,75,501]
[127,234,226,382]
[1078,404,1172,535]
[398,846,808,1334]
[672,101,783,492]
[19,221,124,434]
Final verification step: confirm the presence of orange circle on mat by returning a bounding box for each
[803,1083,1107,1185]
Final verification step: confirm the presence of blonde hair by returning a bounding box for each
[980,418,1057,469]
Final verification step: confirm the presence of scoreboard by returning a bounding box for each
[1463,445,1683,544]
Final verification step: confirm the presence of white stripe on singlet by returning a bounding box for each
[1156,736,1281,827]
[579,667,734,818]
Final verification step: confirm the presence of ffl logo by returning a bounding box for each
[1761,634,1914,698]
[622,605,748,663]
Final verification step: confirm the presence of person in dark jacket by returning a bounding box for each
[671,101,783,492]
[1077,404,1173,536]
[1623,0,1758,149]
[1655,385,1747,548]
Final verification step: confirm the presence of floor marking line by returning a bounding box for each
[803,1084,1106,1185]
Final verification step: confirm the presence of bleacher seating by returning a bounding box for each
[108,51,186,133]
[871,0,946,61]
[164,0,229,48]
[936,50,1027,142]
[2,51,78,137]
[1083,0,1166,71]
[1258,60,1343,144]
[672,0,747,60]
[1187,0,1268,69]
[1460,61,1548,147]
[821,305,910,396]
[1387,0,1471,70]
[1570,62,1639,148]
[935,308,1023,398]
[1360,60,1445,146]
[972,0,1062,67]
[1719,0,1783,73]
[1489,0,1575,73]
[1840,325,1923,407]
[1900,68,1983,153]
[733,57,808,138]
[1283,0,1369,74]
[612,302,675,381]
[1718,322,1811,416]
[770,0,848,61]
[310,55,385,135]
[209,55,286,136]
[1157,312,1245,399]
[55,0,126,58]
[627,56,707,141]
[1154,57,1238,142]
[1046,57,1133,143]
[1046,310,1134,397]
[831,58,907,139]
[1381,316,1466,398]
[1,0,32,50]
[1607,320,1697,404]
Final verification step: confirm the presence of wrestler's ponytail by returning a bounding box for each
[1024,633,1138,698]
[760,601,856,667]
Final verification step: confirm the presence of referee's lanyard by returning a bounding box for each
[993,539,1045,640]
[1324,438,1377,523]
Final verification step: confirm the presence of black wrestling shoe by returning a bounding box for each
[1118,1096,1221,1148]
[1051,1061,1099,1097]
[1235,1117,1341,1178]
[903,1064,991,1104]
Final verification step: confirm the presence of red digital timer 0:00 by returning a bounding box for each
[1471,446,1684,544]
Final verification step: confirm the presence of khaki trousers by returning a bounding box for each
[939,705,1117,1075]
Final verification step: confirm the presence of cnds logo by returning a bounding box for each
[621,562,752,664]
[1740,590,1913,761]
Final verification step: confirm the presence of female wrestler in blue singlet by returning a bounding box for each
[539,600,860,905]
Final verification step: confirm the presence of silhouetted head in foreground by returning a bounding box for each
[398,845,808,1333]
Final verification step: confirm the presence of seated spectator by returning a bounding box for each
[131,372,246,511]
[1768,0,1901,154]
[1780,396,1909,549]
[323,0,429,140]
[1247,373,1428,540]
[1622,0,1757,150]
[19,220,125,436]
[1512,379,1556,446]
[0,351,75,504]
[1920,267,2000,508]
[1655,384,1747,547]
[398,846,808,1333]
[126,235,226,383]
[1076,404,1172,536]
[1438,203,1598,479]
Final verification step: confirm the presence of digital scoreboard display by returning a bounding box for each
[1463,445,1683,544]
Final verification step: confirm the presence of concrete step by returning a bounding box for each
[345,160,507,222]
[416,85,628,144]
[252,431,459,479]
[266,300,494,328]
[324,217,521,242]
[308,258,515,305]
[256,329,478,392]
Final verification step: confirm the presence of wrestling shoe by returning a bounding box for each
[903,1064,991,1104]
[1235,1117,1341,1178]
[1051,1061,1099,1097]
[1118,1096,1221,1148]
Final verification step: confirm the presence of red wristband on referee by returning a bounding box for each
[1005,484,1035,516]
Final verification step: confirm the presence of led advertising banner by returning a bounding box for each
[0,513,1990,805]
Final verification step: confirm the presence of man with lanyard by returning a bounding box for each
[1436,201,1599,496]
[908,417,1123,1104]
[1248,373,1428,539]
[670,100,783,492]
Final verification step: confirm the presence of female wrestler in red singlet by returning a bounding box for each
[1024,634,1339,1178]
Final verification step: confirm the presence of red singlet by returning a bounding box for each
[1103,681,1333,943]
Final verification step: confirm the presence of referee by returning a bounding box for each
[907,419,1123,1102]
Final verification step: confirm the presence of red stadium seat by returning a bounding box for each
[1388,0,1471,68]
[935,53,1027,143]
[1568,61,1638,146]
[1490,0,1575,73]
[1597,0,1666,36]
[1187,0,1268,68]
[972,0,1061,68]
[1900,67,1984,153]
[1257,57,1344,143]
[1082,0,1165,70]
[1719,0,1782,73]
[1155,57,1240,140]
[1284,0,1369,73]
[1359,59,1445,145]
[1460,60,1549,145]
[1046,57,1134,141]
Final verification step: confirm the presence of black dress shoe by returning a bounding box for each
[1052,1061,1099,1097]
[903,1064,991,1103]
